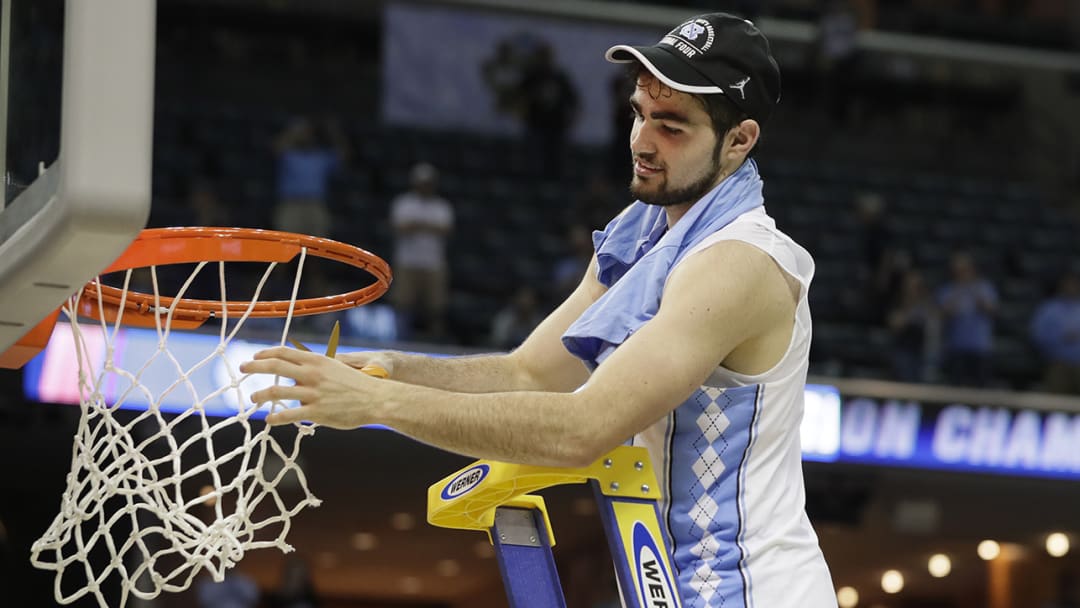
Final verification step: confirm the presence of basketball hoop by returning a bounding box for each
[77,227,391,329]
[26,227,391,607]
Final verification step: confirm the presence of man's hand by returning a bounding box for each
[240,347,387,429]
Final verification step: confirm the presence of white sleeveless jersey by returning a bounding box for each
[632,206,836,608]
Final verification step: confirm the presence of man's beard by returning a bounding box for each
[629,146,724,207]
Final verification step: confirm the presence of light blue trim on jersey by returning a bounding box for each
[662,406,678,569]
[665,383,761,607]
[734,385,764,608]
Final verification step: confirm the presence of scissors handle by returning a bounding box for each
[360,365,389,379]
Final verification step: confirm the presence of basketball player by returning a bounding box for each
[243,13,836,607]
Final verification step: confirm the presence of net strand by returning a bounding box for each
[32,253,322,607]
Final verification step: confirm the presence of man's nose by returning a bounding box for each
[630,124,655,156]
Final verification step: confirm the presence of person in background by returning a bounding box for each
[490,286,544,350]
[518,42,579,175]
[1031,268,1080,395]
[815,0,861,125]
[271,115,349,238]
[389,162,454,340]
[937,250,998,387]
[551,224,596,301]
[886,269,939,382]
[607,70,635,182]
[482,40,526,118]
[570,173,622,231]
[187,177,231,227]
[847,190,896,324]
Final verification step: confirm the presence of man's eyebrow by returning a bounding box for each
[628,97,692,125]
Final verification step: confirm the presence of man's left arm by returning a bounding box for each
[243,240,795,467]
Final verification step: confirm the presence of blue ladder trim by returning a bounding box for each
[492,506,567,608]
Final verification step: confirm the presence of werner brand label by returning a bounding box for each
[612,502,683,608]
[633,522,680,607]
[440,464,490,500]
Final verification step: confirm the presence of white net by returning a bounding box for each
[30,250,322,607]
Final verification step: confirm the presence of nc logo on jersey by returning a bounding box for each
[441,464,489,500]
[633,522,681,607]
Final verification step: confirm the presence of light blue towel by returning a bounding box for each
[562,159,765,367]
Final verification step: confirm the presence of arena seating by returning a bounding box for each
[135,2,1078,390]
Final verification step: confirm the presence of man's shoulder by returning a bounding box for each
[669,239,793,297]
[685,210,814,287]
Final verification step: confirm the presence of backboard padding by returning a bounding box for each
[0,0,155,353]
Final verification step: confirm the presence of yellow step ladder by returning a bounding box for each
[427,446,685,607]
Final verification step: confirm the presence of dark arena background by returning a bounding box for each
[2,1,1080,607]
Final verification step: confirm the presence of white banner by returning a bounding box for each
[381,1,662,145]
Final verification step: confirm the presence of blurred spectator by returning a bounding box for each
[607,70,635,181]
[266,555,320,608]
[886,269,939,382]
[571,173,622,231]
[853,191,899,321]
[482,40,526,118]
[815,0,862,125]
[551,224,595,301]
[937,251,998,387]
[343,303,400,343]
[854,192,890,280]
[187,178,231,227]
[877,248,915,315]
[518,42,579,175]
[390,162,454,340]
[196,570,260,608]
[271,115,349,238]
[1030,269,1080,395]
[842,191,901,324]
[490,286,544,349]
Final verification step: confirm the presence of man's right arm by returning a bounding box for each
[341,256,604,394]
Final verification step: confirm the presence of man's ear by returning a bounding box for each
[728,119,760,155]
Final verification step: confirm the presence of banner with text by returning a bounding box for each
[23,323,1079,481]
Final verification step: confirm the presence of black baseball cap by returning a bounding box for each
[606,13,782,125]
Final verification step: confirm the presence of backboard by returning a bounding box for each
[0,0,155,360]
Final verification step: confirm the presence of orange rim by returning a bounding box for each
[0,308,62,369]
[76,227,392,329]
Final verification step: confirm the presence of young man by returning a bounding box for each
[243,13,836,607]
